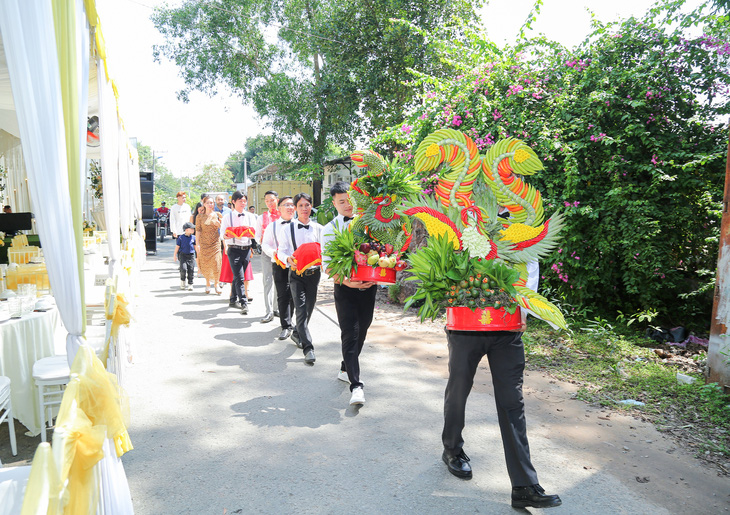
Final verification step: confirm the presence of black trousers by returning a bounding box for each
[442,330,539,487]
[227,246,251,305]
[333,283,376,391]
[179,253,195,283]
[289,269,320,354]
[273,263,295,330]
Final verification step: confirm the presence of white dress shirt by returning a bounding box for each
[320,214,352,271]
[277,219,323,267]
[261,218,293,265]
[219,208,258,246]
[170,203,192,235]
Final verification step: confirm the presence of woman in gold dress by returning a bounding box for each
[195,196,223,294]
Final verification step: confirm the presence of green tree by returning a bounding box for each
[151,0,480,174]
[243,134,291,174]
[190,163,234,195]
[224,151,247,183]
[374,0,729,328]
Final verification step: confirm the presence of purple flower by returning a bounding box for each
[506,85,524,97]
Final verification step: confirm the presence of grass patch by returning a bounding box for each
[524,319,730,469]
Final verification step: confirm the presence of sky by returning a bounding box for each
[99,0,696,178]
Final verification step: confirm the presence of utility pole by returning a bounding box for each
[707,133,730,392]
[244,158,248,191]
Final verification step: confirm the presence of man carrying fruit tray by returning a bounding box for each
[320,181,377,407]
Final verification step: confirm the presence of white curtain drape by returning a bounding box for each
[97,59,120,275]
[0,0,86,362]
[117,124,131,241]
[77,0,89,204]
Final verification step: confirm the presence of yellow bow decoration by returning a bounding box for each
[54,382,105,515]
[20,442,62,515]
[69,346,133,458]
[100,292,131,368]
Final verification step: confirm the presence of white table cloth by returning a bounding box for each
[0,307,62,435]
[0,465,30,515]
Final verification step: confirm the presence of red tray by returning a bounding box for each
[350,265,396,284]
[446,306,523,331]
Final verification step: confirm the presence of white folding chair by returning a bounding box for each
[0,376,17,456]
[31,357,70,442]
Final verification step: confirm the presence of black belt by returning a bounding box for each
[300,268,320,277]
[228,244,251,250]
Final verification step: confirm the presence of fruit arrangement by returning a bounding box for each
[444,275,514,310]
[354,241,407,271]
[323,149,417,283]
[399,129,568,330]
[405,233,521,321]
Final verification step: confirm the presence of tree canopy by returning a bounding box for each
[151,0,481,170]
[374,0,729,328]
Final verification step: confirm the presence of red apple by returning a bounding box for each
[358,242,370,254]
[384,243,394,255]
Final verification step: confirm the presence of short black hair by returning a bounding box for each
[264,190,278,198]
[278,196,293,206]
[294,192,312,206]
[329,181,349,197]
[231,189,247,202]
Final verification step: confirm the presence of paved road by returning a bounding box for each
[122,239,730,514]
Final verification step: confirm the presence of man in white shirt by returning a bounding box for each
[261,196,297,340]
[321,181,376,406]
[277,193,322,364]
[255,190,280,323]
[220,190,257,315]
[170,191,192,239]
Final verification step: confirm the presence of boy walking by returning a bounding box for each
[174,222,196,290]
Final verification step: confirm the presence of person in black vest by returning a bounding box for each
[321,181,376,406]
[277,193,322,364]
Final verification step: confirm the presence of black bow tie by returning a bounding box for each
[281,220,291,224]
[343,216,353,222]
[238,213,245,217]
[298,224,310,230]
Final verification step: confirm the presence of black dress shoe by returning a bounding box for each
[291,331,302,348]
[273,310,280,317]
[442,450,472,479]
[511,484,562,509]
[278,328,292,340]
